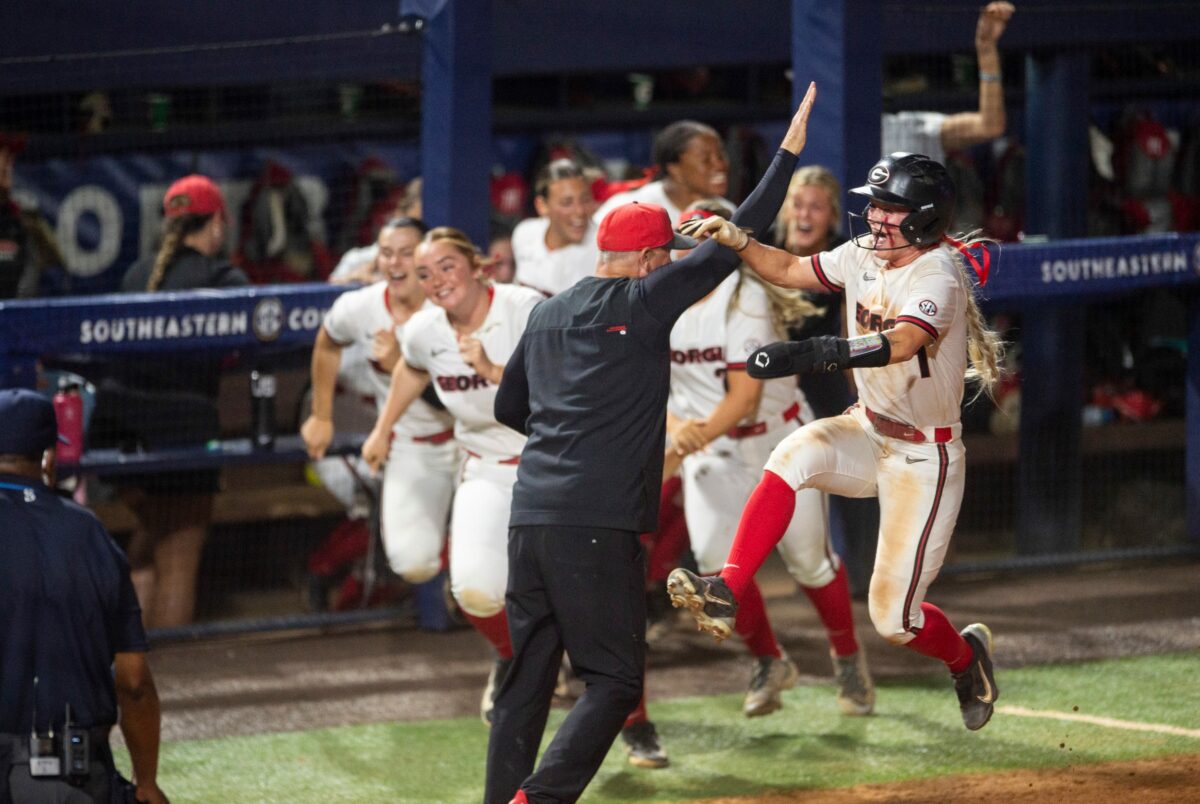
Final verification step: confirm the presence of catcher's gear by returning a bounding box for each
[848,152,957,249]
[676,215,750,251]
[748,334,890,378]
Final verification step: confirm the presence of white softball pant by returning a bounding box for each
[379,437,459,584]
[764,406,966,645]
[448,456,518,618]
[682,424,837,589]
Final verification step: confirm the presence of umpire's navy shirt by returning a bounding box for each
[0,474,148,733]
[496,149,798,533]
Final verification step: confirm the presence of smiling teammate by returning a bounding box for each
[670,152,1005,731]
[512,158,599,297]
[361,227,543,725]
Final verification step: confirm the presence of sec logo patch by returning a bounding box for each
[918,299,937,316]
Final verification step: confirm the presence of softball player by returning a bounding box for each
[511,158,599,297]
[361,227,542,724]
[666,203,875,717]
[302,218,458,587]
[670,152,1004,731]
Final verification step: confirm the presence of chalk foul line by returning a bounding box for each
[998,705,1200,739]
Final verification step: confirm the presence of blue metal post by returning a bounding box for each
[418,0,493,249]
[1188,292,1199,543]
[791,0,882,214]
[1017,52,1090,554]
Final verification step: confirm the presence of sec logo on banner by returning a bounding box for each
[253,298,284,342]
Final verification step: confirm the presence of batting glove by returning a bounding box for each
[677,216,750,251]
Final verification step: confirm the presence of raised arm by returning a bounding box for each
[939,2,1014,151]
[642,83,817,321]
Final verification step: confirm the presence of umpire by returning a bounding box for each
[0,389,167,804]
[484,85,817,804]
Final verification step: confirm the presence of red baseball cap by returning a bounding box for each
[163,174,226,218]
[597,202,698,251]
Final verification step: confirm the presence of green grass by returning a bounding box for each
[120,651,1200,803]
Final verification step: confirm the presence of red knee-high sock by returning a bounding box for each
[463,610,513,659]
[622,692,648,729]
[733,579,782,659]
[720,471,796,601]
[906,603,972,673]
[801,562,860,657]
[644,476,690,585]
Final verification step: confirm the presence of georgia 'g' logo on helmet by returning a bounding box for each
[868,164,891,185]
[754,351,770,368]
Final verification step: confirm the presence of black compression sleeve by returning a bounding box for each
[640,148,801,326]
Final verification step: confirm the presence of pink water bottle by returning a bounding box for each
[53,378,84,464]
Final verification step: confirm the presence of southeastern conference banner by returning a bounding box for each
[12,141,423,294]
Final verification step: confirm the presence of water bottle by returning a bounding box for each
[53,378,84,464]
[250,370,276,450]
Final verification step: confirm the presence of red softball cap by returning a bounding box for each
[597,202,698,251]
[163,174,226,218]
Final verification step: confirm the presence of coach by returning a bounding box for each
[483,85,817,804]
[0,389,167,804]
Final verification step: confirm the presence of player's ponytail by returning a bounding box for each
[945,232,1005,401]
[146,213,212,292]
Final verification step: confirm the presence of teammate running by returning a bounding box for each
[669,152,1004,731]
[361,227,542,725]
[302,217,458,589]
[665,201,874,718]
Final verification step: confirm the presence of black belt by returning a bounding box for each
[1,726,113,765]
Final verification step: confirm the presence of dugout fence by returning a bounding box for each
[2,1,1199,638]
[1,234,1196,638]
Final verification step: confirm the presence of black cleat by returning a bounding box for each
[620,720,669,768]
[666,568,737,642]
[953,623,998,731]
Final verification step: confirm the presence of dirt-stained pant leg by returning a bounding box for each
[867,435,966,646]
[381,438,458,584]
[764,413,879,500]
[449,458,516,618]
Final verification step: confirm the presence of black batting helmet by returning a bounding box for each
[849,153,957,247]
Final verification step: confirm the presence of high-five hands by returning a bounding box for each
[677,217,750,251]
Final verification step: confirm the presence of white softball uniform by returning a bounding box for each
[669,274,834,588]
[511,216,599,297]
[881,111,947,166]
[592,182,734,230]
[402,283,542,617]
[767,242,969,644]
[323,281,458,583]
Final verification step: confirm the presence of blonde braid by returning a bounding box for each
[951,248,1005,401]
[146,224,184,292]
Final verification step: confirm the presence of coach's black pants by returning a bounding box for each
[484,526,646,804]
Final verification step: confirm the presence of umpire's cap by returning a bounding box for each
[0,389,69,456]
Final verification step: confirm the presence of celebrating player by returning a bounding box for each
[361,227,542,724]
[511,158,599,297]
[301,216,459,589]
[593,119,733,226]
[669,151,1005,731]
[665,200,875,718]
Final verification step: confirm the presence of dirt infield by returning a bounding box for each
[702,753,1200,803]
[146,558,1200,742]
